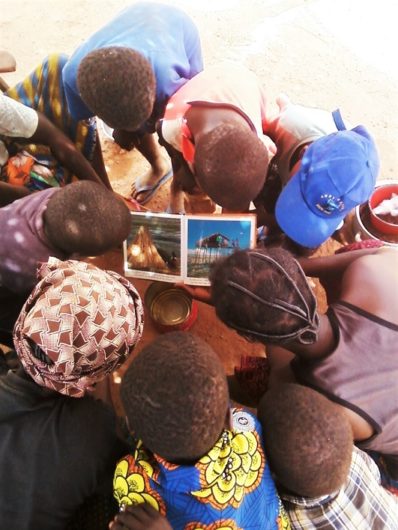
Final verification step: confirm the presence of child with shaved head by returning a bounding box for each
[112,331,289,530]
[258,384,398,529]
[0,180,131,347]
[159,62,274,214]
[63,2,203,205]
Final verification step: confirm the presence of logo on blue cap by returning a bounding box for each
[315,194,345,215]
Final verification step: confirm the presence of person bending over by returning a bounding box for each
[209,246,398,485]
[63,2,203,205]
[259,96,380,249]
[112,332,289,530]
[258,384,398,529]
[158,62,274,214]
[0,180,131,347]
[0,91,108,199]
[0,258,143,530]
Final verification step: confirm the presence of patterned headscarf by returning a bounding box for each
[14,258,144,397]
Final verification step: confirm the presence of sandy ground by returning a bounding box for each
[1,0,398,408]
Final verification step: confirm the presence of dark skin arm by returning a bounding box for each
[109,505,172,530]
[28,113,112,188]
[113,128,171,191]
[157,126,197,213]
[176,283,213,305]
[179,247,387,306]
[91,131,112,189]
[0,181,31,206]
[298,247,384,277]
[298,246,385,304]
[167,153,195,214]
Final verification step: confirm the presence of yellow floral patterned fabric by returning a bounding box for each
[113,408,290,529]
[113,456,166,515]
[192,430,263,509]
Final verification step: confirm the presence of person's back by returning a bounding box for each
[61,3,203,205]
[339,249,398,322]
[113,332,289,529]
[160,62,273,214]
[63,2,203,123]
[0,370,125,530]
[0,258,144,529]
[258,384,398,530]
[0,187,66,294]
[291,249,398,477]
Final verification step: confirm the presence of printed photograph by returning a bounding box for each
[186,216,255,280]
[124,212,182,278]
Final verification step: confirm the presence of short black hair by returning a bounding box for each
[258,384,353,497]
[194,122,269,211]
[44,181,131,254]
[121,332,229,462]
[210,247,318,344]
[77,47,156,130]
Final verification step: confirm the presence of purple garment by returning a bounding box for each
[292,300,398,458]
[0,188,66,294]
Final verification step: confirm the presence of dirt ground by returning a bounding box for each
[1,0,397,408]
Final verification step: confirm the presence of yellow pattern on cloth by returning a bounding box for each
[192,430,263,509]
[113,409,291,529]
[114,455,166,514]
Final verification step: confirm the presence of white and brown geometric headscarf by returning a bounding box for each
[14,258,144,397]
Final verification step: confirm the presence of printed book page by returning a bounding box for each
[123,211,256,286]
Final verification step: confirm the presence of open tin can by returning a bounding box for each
[145,282,198,333]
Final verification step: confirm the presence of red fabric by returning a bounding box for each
[335,240,384,254]
[234,356,270,402]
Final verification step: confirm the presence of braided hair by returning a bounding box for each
[210,247,319,345]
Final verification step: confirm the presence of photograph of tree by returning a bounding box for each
[125,213,182,280]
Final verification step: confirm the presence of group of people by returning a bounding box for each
[1,2,397,530]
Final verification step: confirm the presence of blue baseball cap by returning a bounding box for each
[275,124,379,248]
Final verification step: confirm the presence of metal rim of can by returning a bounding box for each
[145,282,198,332]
